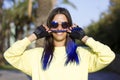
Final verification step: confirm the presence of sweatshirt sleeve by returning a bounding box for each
[85,37,115,73]
[4,37,32,76]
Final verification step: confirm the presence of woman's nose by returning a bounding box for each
[57,24,62,30]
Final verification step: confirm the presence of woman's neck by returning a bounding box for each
[54,39,66,47]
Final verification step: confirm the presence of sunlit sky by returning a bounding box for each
[56,0,110,27]
[3,0,110,28]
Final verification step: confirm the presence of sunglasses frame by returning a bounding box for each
[50,21,70,29]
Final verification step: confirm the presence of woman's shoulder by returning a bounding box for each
[24,47,44,57]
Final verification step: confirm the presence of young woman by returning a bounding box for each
[4,7,115,80]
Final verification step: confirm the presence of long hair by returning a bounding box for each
[41,7,79,70]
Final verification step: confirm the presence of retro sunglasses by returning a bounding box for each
[50,21,70,28]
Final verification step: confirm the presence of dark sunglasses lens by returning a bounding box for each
[50,21,58,28]
[62,22,69,28]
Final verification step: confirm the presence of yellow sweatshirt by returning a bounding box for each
[4,37,115,80]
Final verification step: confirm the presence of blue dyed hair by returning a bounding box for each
[65,37,79,65]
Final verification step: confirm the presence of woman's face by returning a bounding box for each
[50,14,68,46]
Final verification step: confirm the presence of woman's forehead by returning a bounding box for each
[52,14,68,22]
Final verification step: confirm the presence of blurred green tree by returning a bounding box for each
[86,0,120,54]
[0,0,3,53]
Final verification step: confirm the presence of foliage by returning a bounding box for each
[62,0,76,9]
[86,0,120,53]
[0,65,16,70]
[0,0,36,54]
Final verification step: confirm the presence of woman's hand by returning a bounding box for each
[68,24,86,41]
[33,25,50,39]
[28,25,50,42]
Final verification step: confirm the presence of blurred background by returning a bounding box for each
[0,0,120,80]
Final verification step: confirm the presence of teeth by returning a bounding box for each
[57,32,62,35]
[51,30,67,33]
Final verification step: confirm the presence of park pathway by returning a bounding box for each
[0,70,30,80]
